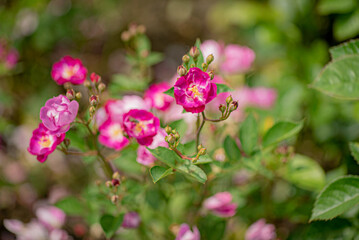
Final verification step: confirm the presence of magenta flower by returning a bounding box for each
[136,129,167,166]
[98,119,130,151]
[174,67,217,113]
[144,83,174,111]
[221,45,255,74]
[203,192,237,217]
[28,123,65,162]
[36,206,66,231]
[245,219,276,240]
[123,109,160,146]
[40,95,79,135]
[51,55,87,85]
[176,224,200,240]
[122,212,141,229]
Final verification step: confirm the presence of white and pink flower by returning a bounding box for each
[98,119,129,151]
[203,192,237,217]
[245,219,276,240]
[175,224,200,240]
[144,83,174,111]
[51,55,87,85]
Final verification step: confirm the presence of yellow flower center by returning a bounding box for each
[62,64,79,79]
[135,122,144,134]
[189,85,202,99]
[38,136,52,148]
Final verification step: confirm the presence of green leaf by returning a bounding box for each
[177,162,207,184]
[239,114,258,155]
[163,87,174,98]
[311,55,359,100]
[146,52,163,65]
[330,39,359,59]
[147,147,180,168]
[110,74,148,92]
[223,135,241,161]
[55,197,86,216]
[334,10,359,41]
[310,176,359,221]
[281,154,325,192]
[135,35,151,54]
[216,83,233,94]
[198,215,227,240]
[168,119,188,138]
[195,154,214,165]
[317,0,357,15]
[100,214,124,238]
[349,142,359,165]
[150,166,174,183]
[262,120,304,148]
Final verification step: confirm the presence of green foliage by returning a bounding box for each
[216,83,233,94]
[262,120,304,148]
[147,147,179,168]
[198,215,227,240]
[349,142,359,165]
[239,114,258,156]
[164,86,174,98]
[334,10,359,41]
[310,176,359,221]
[223,135,241,161]
[281,154,325,192]
[150,166,174,183]
[317,0,357,15]
[55,197,87,216]
[329,39,359,59]
[100,214,125,239]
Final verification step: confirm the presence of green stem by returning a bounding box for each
[196,112,206,150]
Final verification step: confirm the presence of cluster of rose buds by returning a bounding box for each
[218,95,238,120]
[121,23,146,42]
[105,172,122,204]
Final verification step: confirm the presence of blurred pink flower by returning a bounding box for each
[3,162,27,183]
[221,45,255,74]
[122,212,141,229]
[36,206,66,231]
[136,129,167,166]
[174,67,217,113]
[5,48,19,69]
[90,72,101,83]
[51,56,87,85]
[175,224,200,240]
[204,192,237,217]
[245,219,276,240]
[4,219,49,240]
[144,83,174,111]
[28,123,65,162]
[98,119,129,151]
[201,40,224,67]
[40,95,79,135]
[123,109,160,146]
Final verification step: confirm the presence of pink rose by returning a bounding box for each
[203,192,237,217]
[220,45,255,74]
[36,206,66,231]
[51,55,87,85]
[28,123,65,162]
[176,224,200,240]
[245,219,276,240]
[40,95,79,135]
[144,83,174,111]
[123,109,160,146]
[98,119,130,151]
[174,67,217,113]
[122,212,141,229]
[136,129,167,166]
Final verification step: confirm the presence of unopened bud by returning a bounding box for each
[177,65,187,76]
[141,50,149,58]
[165,126,172,134]
[66,89,75,100]
[90,72,101,83]
[89,106,96,114]
[229,101,238,111]
[84,80,91,88]
[64,82,72,89]
[111,179,120,187]
[190,63,195,68]
[202,62,208,70]
[226,95,233,105]
[208,71,214,80]
[171,130,176,134]
[167,135,176,144]
[89,95,99,106]
[174,132,180,140]
[128,23,137,35]
[219,104,226,113]
[121,31,131,41]
[206,54,214,64]
[182,54,190,63]
[111,195,119,204]
[105,181,112,188]
[112,172,120,180]
[189,46,200,59]
[75,92,82,99]
[98,83,106,92]
[199,148,207,155]
[197,144,203,151]
[64,138,71,147]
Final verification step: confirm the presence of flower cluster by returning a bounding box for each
[201,40,255,74]
[4,206,70,240]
